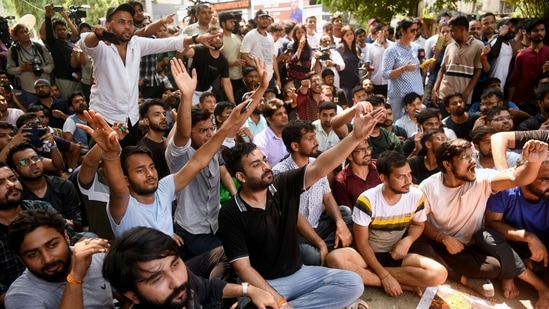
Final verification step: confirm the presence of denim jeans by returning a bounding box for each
[239,265,363,309]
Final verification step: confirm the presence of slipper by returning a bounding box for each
[348,299,369,309]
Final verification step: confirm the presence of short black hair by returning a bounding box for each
[120,146,153,176]
[139,99,165,119]
[436,139,472,173]
[442,93,463,108]
[417,108,440,124]
[222,142,258,177]
[486,106,510,122]
[536,85,549,102]
[8,209,66,255]
[0,121,15,132]
[213,101,235,127]
[448,16,469,29]
[7,142,37,169]
[103,227,180,295]
[524,18,545,33]
[480,88,504,101]
[365,95,384,107]
[470,125,496,144]
[242,66,258,77]
[15,113,38,129]
[403,92,421,106]
[351,86,366,97]
[27,105,51,119]
[67,91,86,105]
[191,108,212,127]
[318,101,337,113]
[282,119,315,153]
[420,128,445,149]
[376,151,408,177]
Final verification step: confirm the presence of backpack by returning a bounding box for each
[10,42,46,67]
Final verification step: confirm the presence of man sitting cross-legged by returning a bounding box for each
[327,151,447,297]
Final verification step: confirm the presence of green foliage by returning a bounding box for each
[9,0,119,35]
[320,0,421,23]
[506,0,549,18]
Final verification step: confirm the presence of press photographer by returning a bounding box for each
[312,33,345,88]
[6,24,55,107]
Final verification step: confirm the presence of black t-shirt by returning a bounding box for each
[137,136,170,179]
[408,156,439,185]
[218,166,305,280]
[191,45,230,91]
[442,113,480,141]
[21,175,82,225]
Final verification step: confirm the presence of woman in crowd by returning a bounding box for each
[382,18,424,120]
[337,25,361,104]
[286,23,313,87]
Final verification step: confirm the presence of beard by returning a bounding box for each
[149,121,167,132]
[34,246,71,282]
[135,282,191,309]
[451,163,476,182]
[247,170,274,191]
[0,187,23,210]
[37,91,51,99]
[526,183,549,200]
[130,179,158,196]
[453,107,465,116]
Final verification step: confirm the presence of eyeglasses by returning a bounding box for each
[410,28,419,33]
[18,155,42,167]
[192,127,215,135]
[459,152,478,162]
[491,115,513,122]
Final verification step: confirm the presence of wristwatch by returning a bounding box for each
[241,282,249,297]
[192,33,199,44]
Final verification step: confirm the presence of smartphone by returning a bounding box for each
[53,5,63,12]
[22,122,47,148]
[241,99,254,114]
[435,35,445,51]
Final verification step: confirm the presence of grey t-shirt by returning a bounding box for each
[5,252,114,309]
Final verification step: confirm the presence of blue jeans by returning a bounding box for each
[240,265,363,309]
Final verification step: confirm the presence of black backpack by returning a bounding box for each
[10,42,46,67]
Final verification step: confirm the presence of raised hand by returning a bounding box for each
[170,58,197,97]
[76,110,120,155]
[352,106,385,141]
[522,140,548,164]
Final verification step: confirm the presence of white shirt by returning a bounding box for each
[311,48,345,88]
[240,29,275,80]
[490,41,513,90]
[366,40,394,85]
[420,169,498,244]
[79,32,185,125]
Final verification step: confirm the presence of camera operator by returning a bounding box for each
[312,34,345,88]
[40,4,81,100]
[7,24,54,108]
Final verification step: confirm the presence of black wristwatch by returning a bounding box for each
[192,33,199,44]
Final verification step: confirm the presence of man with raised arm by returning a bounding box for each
[218,104,385,308]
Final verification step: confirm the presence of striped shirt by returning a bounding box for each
[353,184,425,252]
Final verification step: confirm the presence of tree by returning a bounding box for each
[320,0,423,24]
[506,0,549,18]
[10,0,119,35]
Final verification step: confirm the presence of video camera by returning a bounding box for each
[317,46,331,61]
[67,5,90,25]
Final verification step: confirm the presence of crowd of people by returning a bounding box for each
[0,1,548,308]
